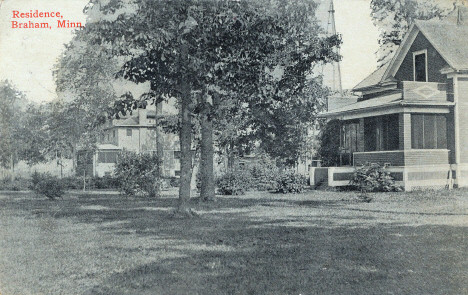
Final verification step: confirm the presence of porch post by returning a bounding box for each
[357,118,365,153]
[399,113,412,151]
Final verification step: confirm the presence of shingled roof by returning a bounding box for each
[353,63,390,91]
[353,5,468,91]
[416,19,468,70]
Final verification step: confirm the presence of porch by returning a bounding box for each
[310,164,455,191]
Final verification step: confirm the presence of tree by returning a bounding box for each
[76,0,340,214]
[317,119,340,167]
[54,28,122,170]
[0,80,27,178]
[371,0,452,64]
[15,103,50,166]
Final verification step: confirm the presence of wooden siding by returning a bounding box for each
[394,32,449,83]
[400,81,447,101]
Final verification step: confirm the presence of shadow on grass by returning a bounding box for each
[1,192,468,294]
[83,224,468,295]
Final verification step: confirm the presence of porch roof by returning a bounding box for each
[97,144,122,150]
[320,92,454,120]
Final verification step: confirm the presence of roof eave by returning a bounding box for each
[382,23,419,81]
[319,100,454,119]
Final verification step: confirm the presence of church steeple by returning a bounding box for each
[326,0,343,96]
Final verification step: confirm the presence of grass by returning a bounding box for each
[1,188,468,294]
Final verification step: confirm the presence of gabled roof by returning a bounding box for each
[355,5,468,91]
[115,116,139,126]
[416,20,468,70]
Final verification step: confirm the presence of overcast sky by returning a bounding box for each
[0,0,380,103]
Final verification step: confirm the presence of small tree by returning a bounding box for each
[114,151,162,197]
[317,119,341,167]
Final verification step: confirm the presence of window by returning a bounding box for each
[341,121,359,152]
[98,151,119,163]
[173,151,181,159]
[412,114,447,149]
[126,128,132,136]
[113,130,116,138]
[413,49,427,82]
[364,115,399,152]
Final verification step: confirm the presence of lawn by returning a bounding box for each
[1,188,468,295]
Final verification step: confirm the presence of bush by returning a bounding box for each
[0,177,31,191]
[60,176,83,190]
[216,169,252,195]
[349,163,402,192]
[275,171,307,193]
[114,151,162,197]
[92,175,119,189]
[249,159,280,191]
[30,172,65,199]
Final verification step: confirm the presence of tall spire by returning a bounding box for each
[327,0,343,96]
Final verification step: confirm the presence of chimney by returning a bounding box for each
[138,108,148,126]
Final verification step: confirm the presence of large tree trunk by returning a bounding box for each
[199,93,215,201]
[177,42,193,215]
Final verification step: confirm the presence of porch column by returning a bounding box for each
[357,118,365,152]
[399,113,411,150]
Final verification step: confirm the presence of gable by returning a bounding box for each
[394,31,449,83]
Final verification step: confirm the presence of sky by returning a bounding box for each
[0,0,381,103]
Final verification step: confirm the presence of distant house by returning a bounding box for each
[77,106,180,177]
[315,5,468,190]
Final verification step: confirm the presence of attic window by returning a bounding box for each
[413,49,427,82]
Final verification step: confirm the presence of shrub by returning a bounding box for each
[60,176,83,190]
[275,171,307,193]
[216,169,252,195]
[0,177,31,191]
[349,163,402,193]
[30,172,65,199]
[249,159,280,191]
[114,151,162,197]
[92,175,119,189]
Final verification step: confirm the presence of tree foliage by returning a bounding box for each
[54,27,122,167]
[317,119,340,167]
[0,80,27,169]
[70,0,340,212]
[371,0,452,64]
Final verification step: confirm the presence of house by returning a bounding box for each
[314,5,468,190]
[77,106,181,177]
